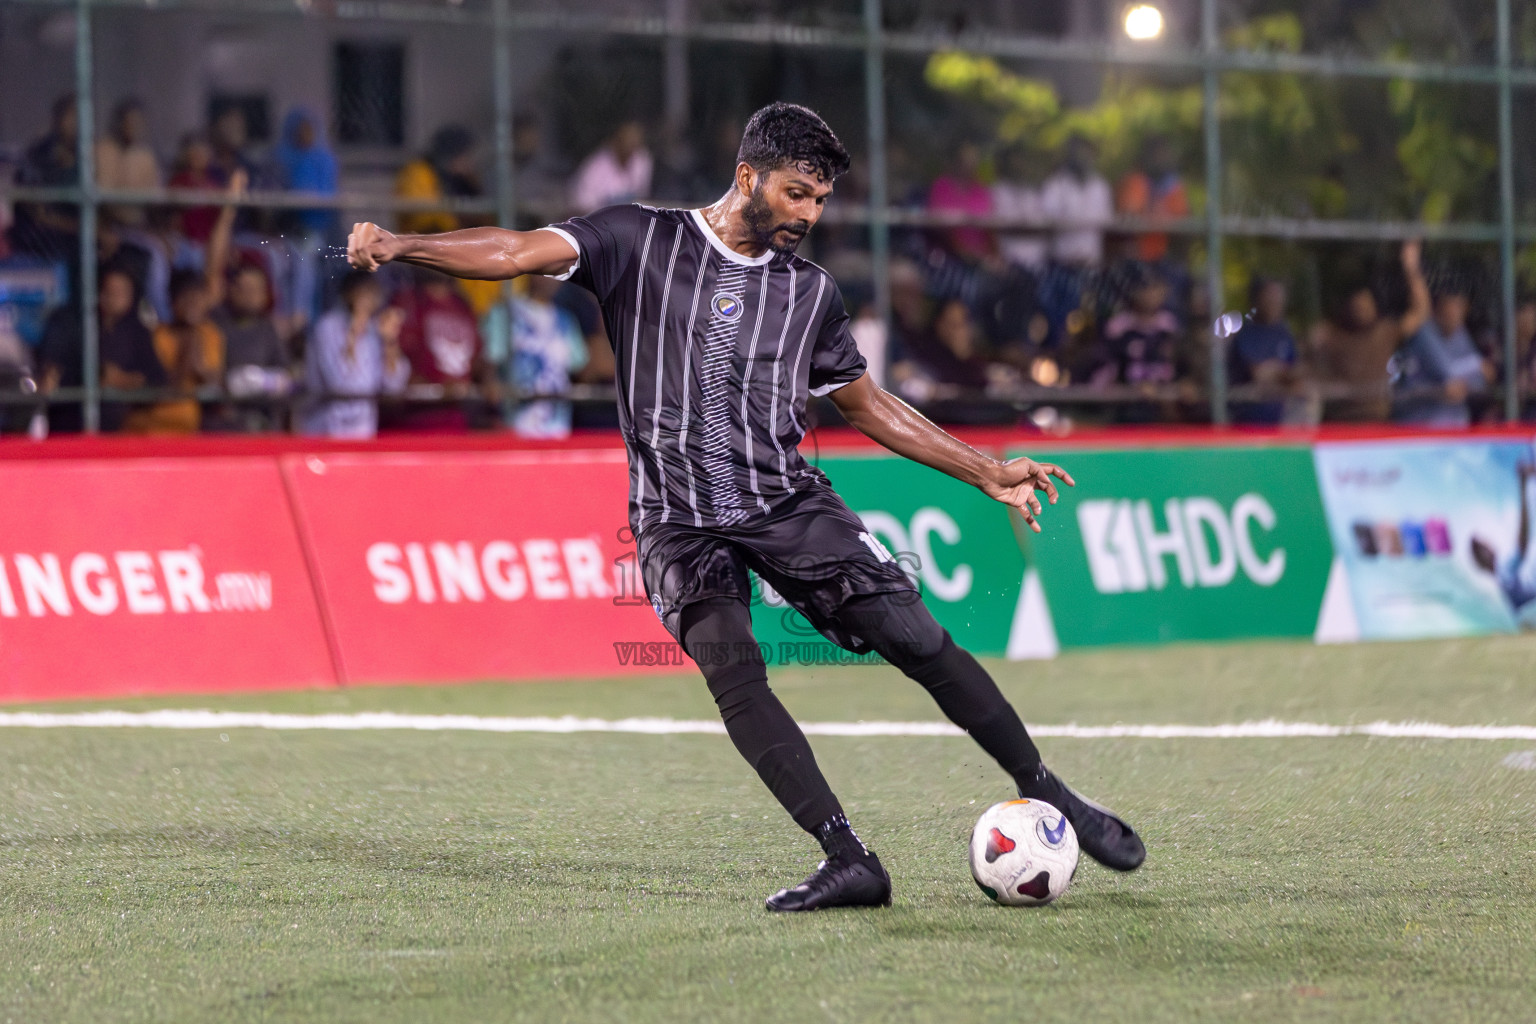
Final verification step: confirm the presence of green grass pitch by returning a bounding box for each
[4,636,1536,1022]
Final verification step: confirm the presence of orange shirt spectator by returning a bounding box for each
[125,269,224,433]
[1116,137,1188,262]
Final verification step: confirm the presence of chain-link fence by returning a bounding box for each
[2,0,1534,436]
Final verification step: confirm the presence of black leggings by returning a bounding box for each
[677,592,1042,836]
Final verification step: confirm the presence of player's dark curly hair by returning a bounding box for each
[737,102,851,182]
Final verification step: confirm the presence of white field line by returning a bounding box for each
[0,710,1534,741]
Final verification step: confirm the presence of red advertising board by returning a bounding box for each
[0,458,336,701]
[280,450,680,683]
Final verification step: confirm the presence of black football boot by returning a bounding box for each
[1018,764,1146,872]
[765,815,893,912]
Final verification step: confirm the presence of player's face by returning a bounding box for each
[744,165,833,254]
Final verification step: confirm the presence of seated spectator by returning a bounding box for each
[1095,264,1182,423]
[389,267,489,431]
[1392,279,1491,427]
[167,132,221,244]
[1116,135,1189,264]
[10,95,80,276]
[95,98,160,228]
[927,142,994,262]
[1229,276,1299,425]
[484,274,588,438]
[1517,298,1536,421]
[33,264,162,434]
[209,105,261,187]
[890,299,1016,424]
[571,120,653,214]
[299,271,408,439]
[1311,241,1429,422]
[210,262,293,432]
[124,268,225,434]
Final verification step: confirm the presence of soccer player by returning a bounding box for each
[348,103,1145,910]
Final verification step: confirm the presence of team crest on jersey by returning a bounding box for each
[712,292,744,322]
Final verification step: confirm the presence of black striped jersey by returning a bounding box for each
[543,203,868,536]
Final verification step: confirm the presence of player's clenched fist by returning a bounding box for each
[347,222,399,272]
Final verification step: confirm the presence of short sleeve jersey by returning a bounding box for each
[543,204,867,535]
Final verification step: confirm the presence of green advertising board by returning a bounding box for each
[1010,445,1334,647]
[747,454,1032,660]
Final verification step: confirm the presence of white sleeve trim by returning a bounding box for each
[809,375,860,397]
[537,226,582,281]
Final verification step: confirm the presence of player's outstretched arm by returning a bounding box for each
[829,373,1073,532]
[346,222,578,281]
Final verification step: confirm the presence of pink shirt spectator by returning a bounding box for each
[927,174,994,261]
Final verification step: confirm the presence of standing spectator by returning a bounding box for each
[95,98,160,228]
[992,147,1047,272]
[167,133,222,244]
[396,125,481,236]
[1311,241,1429,422]
[485,274,587,438]
[1039,135,1114,269]
[570,120,653,214]
[1116,136,1189,264]
[926,141,994,262]
[1392,280,1491,427]
[1229,276,1300,425]
[9,95,80,273]
[209,105,260,186]
[389,267,488,431]
[273,106,340,326]
[299,271,408,439]
[125,267,225,434]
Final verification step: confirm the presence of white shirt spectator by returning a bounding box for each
[570,146,654,214]
[300,309,410,438]
[1038,170,1114,266]
[991,181,1047,270]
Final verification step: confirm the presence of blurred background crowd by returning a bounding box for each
[4,0,1536,438]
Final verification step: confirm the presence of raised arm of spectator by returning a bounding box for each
[347,222,577,281]
[203,169,248,308]
[1398,240,1430,338]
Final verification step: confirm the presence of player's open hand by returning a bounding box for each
[981,457,1074,533]
[348,222,399,272]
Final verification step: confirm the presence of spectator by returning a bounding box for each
[1311,241,1429,422]
[299,271,408,439]
[1039,135,1113,268]
[570,120,653,214]
[511,112,565,213]
[1095,263,1182,423]
[209,105,260,186]
[485,274,587,438]
[992,146,1047,271]
[389,267,488,432]
[95,98,160,228]
[1517,298,1536,421]
[890,299,1016,424]
[1392,279,1491,427]
[272,106,340,325]
[1229,277,1300,425]
[926,141,994,262]
[396,125,481,236]
[126,267,225,434]
[167,132,221,244]
[34,264,162,434]
[9,94,80,272]
[1116,135,1189,264]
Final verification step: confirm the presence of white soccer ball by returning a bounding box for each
[969,799,1079,906]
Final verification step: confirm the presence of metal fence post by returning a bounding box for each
[863,0,891,373]
[76,0,98,433]
[491,0,516,424]
[1497,0,1519,422]
[1201,0,1227,425]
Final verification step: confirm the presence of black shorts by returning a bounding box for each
[638,482,918,654]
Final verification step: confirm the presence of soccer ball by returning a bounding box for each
[969,799,1079,906]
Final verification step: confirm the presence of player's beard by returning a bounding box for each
[744,181,810,254]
